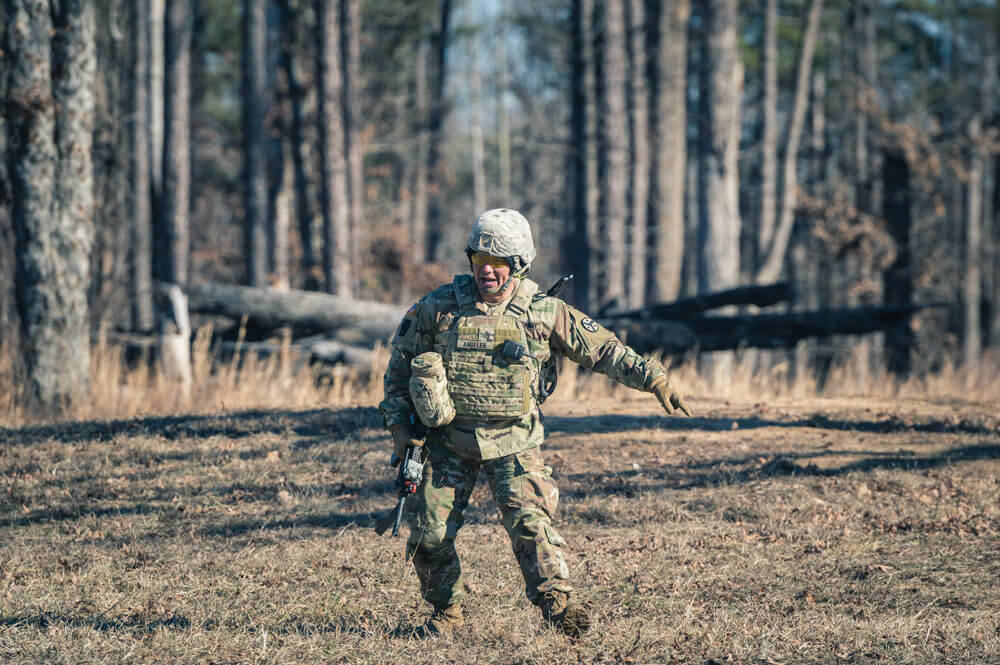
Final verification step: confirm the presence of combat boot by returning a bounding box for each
[414,603,463,637]
[538,590,590,637]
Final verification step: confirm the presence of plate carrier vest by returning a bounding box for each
[442,275,547,420]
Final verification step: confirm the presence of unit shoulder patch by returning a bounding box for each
[581,318,599,333]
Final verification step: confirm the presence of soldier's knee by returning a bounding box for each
[407,521,452,553]
[504,509,547,537]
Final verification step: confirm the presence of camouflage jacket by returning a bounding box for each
[379,275,669,460]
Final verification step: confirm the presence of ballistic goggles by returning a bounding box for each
[468,252,511,269]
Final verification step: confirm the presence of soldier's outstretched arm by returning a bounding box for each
[549,301,692,417]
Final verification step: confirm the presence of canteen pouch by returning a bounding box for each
[409,352,456,428]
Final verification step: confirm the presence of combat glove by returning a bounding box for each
[389,424,424,460]
[650,376,693,417]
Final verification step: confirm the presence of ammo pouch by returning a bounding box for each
[409,352,456,428]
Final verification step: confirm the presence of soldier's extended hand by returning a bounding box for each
[389,424,424,461]
[650,377,693,417]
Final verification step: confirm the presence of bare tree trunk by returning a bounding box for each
[758,0,778,268]
[697,0,742,384]
[498,14,511,203]
[582,0,602,307]
[54,0,97,329]
[847,0,877,388]
[160,0,191,285]
[412,40,429,266]
[993,112,1000,348]
[426,0,451,262]
[243,0,268,286]
[794,69,826,382]
[90,2,129,329]
[341,0,362,293]
[265,1,290,290]
[650,0,689,304]
[278,0,319,290]
[882,148,912,375]
[569,0,594,307]
[129,0,155,330]
[697,0,741,294]
[316,0,351,295]
[625,0,649,308]
[984,42,998,348]
[964,115,984,368]
[597,0,629,309]
[468,7,487,214]
[853,0,876,215]
[149,0,165,206]
[756,0,823,284]
[7,0,96,408]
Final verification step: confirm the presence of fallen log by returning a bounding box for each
[178,282,406,336]
[214,337,376,368]
[602,282,791,320]
[170,281,933,358]
[612,304,938,354]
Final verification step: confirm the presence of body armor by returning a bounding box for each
[441,276,548,420]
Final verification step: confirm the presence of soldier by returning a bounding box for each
[379,208,692,637]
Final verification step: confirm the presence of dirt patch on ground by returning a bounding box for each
[1,395,998,663]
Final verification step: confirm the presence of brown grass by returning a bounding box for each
[1,342,999,663]
[5,336,999,428]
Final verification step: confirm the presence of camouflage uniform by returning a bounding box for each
[379,273,670,609]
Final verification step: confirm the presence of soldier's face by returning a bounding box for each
[473,258,512,295]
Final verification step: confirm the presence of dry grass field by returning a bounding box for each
[2,345,999,663]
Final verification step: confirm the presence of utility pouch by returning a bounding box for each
[409,352,456,428]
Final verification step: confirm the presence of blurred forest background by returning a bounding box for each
[2,0,999,411]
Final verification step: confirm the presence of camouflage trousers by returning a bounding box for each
[405,441,572,609]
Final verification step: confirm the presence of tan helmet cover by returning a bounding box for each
[466,208,536,275]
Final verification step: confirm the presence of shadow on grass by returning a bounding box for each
[563,442,1000,496]
[199,510,379,539]
[1,473,395,530]
[545,412,998,438]
[3,406,993,450]
[0,406,381,447]
[0,612,190,632]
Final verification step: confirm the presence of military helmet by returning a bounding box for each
[466,208,536,276]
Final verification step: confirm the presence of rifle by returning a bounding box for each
[374,427,426,537]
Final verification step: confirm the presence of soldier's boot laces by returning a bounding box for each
[539,591,590,637]
[414,603,463,637]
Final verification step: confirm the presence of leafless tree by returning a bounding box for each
[342,0,363,293]
[597,0,628,309]
[696,0,742,382]
[625,0,649,308]
[316,0,352,295]
[758,0,778,270]
[425,0,451,263]
[243,0,269,286]
[650,0,689,303]
[411,40,430,266]
[569,0,595,306]
[756,0,824,284]
[279,0,320,290]
[6,0,97,407]
[160,0,192,285]
[129,0,155,330]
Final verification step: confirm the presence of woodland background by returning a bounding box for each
[2,0,1000,411]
